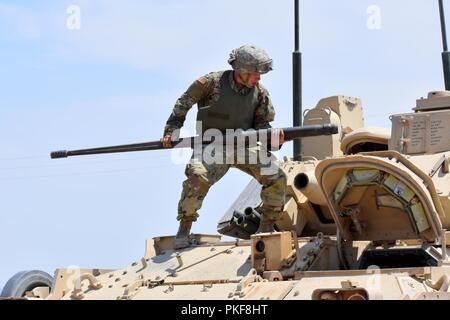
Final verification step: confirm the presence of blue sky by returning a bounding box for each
[0,0,447,289]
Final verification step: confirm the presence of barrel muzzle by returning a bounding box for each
[50,150,68,159]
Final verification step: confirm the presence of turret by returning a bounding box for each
[389,91,450,155]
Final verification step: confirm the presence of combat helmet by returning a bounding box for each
[228,45,273,74]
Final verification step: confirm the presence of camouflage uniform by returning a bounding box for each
[163,71,275,136]
[164,46,286,224]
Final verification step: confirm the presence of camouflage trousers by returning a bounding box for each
[177,146,286,222]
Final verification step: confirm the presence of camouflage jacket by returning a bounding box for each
[163,70,275,136]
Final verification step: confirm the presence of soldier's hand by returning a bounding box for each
[160,134,173,148]
[270,128,285,150]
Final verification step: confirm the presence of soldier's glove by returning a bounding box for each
[270,128,285,151]
[160,134,173,148]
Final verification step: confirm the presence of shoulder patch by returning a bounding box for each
[187,76,211,101]
[197,76,207,85]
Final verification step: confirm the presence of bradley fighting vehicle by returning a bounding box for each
[2,1,450,300]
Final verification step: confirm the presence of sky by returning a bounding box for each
[0,0,447,290]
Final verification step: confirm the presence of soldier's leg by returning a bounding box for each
[175,158,229,246]
[177,158,229,222]
[174,156,229,249]
[234,147,286,232]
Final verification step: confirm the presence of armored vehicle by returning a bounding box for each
[2,90,450,300]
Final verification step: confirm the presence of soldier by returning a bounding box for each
[161,45,286,249]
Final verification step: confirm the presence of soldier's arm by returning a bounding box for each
[163,75,215,137]
[253,83,275,130]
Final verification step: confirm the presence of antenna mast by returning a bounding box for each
[293,0,302,160]
[439,0,450,90]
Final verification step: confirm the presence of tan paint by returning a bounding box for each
[8,91,450,300]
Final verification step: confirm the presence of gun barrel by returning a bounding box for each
[50,124,338,159]
[50,138,194,159]
[281,124,338,141]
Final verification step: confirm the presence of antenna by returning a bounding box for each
[439,0,450,90]
[293,0,303,160]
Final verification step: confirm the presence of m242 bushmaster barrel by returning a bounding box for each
[50,124,338,159]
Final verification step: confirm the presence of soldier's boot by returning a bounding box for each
[256,215,276,233]
[173,220,193,249]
